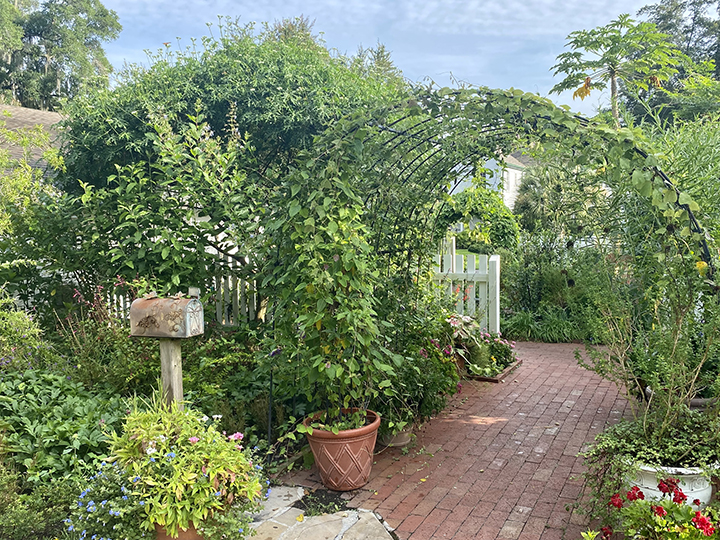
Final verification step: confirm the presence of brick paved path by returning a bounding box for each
[283,342,631,540]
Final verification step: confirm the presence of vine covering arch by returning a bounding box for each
[262,86,714,419]
[288,86,711,275]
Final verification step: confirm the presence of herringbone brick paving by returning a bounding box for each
[282,342,631,539]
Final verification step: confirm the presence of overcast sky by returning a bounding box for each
[101,0,651,116]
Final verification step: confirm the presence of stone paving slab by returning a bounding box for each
[282,342,631,540]
[251,486,394,540]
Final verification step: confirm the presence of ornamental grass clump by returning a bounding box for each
[583,478,717,539]
[109,397,265,539]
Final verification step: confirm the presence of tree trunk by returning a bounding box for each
[610,72,620,128]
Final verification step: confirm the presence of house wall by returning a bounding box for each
[448,158,525,211]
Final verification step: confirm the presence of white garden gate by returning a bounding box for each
[432,238,500,334]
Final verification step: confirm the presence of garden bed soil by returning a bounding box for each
[466,359,523,383]
[293,488,349,516]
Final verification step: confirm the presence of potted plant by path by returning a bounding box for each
[578,215,720,524]
[269,154,397,491]
[446,313,519,380]
[107,396,266,539]
[581,478,717,539]
[287,236,393,491]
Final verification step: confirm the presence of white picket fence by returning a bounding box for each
[432,238,500,334]
[104,242,499,331]
[213,254,259,326]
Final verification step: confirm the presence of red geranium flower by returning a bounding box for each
[694,499,702,507]
[658,478,680,493]
[626,486,645,501]
[692,511,715,536]
[673,488,687,504]
[600,526,613,539]
[609,493,623,509]
[652,505,667,517]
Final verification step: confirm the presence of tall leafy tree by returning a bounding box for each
[1,0,121,110]
[6,18,408,303]
[550,14,688,126]
[0,1,22,57]
[639,0,720,77]
[0,0,23,97]
[58,18,407,192]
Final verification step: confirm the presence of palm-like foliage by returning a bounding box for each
[550,14,688,125]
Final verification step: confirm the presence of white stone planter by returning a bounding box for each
[379,427,413,448]
[629,464,712,507]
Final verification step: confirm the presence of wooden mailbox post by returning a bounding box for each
[129,289,204,409]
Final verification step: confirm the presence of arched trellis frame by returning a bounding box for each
[260,86,715,423]
[305,86,712,276]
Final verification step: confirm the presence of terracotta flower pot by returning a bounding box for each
[303,409,380,491]
[155,523,203,540]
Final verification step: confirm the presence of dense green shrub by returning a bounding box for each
[0,461,79,540]
[0,294,56,370]
[369,277,460,435]
[500,232,611,343]
[0,369,124,481]
[59,20,407,193]
[372,338,458,437]
[57,312,160,397]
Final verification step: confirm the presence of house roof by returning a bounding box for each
[0,104,63,163]
[505,151,535,170]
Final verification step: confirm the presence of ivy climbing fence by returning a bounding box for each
[104,243,499,331]
[210,241,501,331]
[432,238,500,334]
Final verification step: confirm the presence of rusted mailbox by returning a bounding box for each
[130,293,204,338]
[130,290,204,408]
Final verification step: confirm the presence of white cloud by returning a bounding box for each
[102,0,651,116]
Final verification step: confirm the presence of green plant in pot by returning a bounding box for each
[579,203,720,524]
[268,150,397,491]
[108,396,265,539]
[447,313,518,378]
